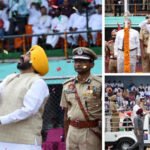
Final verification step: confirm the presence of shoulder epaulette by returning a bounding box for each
[63,77,75,85]
[92,75,102,83]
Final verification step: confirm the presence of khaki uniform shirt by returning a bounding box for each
[139,29,149,53]
[105,40,115,55]
[110,102,119,116]
[60,75,102,121]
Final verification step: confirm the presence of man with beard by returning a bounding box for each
[0,45,49,150]
[60,47,102,150]
[105,29,118,73]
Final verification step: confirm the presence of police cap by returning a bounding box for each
[72,47,98,62]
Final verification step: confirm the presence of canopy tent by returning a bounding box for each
[0,57,102,84]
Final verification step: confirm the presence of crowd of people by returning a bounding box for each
[105,0,150,16]
[0,0,102,51]
[105,80,150,113]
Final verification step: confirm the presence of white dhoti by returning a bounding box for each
[117,50,137,73]
[32,26,49,46]
[91,32,98,45]
[46,31,65,48]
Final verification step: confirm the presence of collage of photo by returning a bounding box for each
[0,0,150,150]
[105,0,150,150]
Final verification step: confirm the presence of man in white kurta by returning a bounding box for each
[89,4,102,45]
[114,19,141,73]
[28,2,41,25]
[0,45,49,150]
[0,7,10,34]
[67,11,87,46]
[46,7,68,48]
[32,6,52,46]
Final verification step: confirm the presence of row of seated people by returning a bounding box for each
[105,0,150,16]
[0,0,101,51]
[105,82,150,111]
[106,81,150,92]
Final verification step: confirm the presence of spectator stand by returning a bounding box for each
[0,29,102,61]
[105,2,150,17]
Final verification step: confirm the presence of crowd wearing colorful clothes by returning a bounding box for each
[0,0,102,51]
[105,80,150,114]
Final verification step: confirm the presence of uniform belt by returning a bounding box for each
[118,48,137,51]
[70,120,99,128]
[110,56,117,60]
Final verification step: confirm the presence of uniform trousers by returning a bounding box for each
[111,115,119,132]
[108,59,117,73]
[117,50,137,73]
[127,132,144,150]
[142,53,150,72]
[66,125,101,150]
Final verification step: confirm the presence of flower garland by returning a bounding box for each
[124,27,130,73]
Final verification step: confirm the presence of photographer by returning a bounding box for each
[8,0,28,51]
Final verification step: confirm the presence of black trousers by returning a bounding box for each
[8,17,27,49]
[114,4,121,16]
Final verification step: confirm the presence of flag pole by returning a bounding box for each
[124,0,130,73]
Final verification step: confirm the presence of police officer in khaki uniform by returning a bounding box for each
[109,95,120,132]
[139,19,150,72]
[60,47,102,150]
[105,29,118,73]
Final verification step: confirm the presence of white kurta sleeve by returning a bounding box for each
[0,79,49,125]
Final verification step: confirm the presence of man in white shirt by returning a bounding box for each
[0,45,49,150]
[133,100,141,117]
[114,19,141,73]
[67,10,87,46]
[89,4,102,45]
[46,6,68,48]
[28,2,41,25]
[32,6,52,46]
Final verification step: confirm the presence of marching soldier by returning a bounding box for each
[110,95,120,132]
[105,29,118,73]
[60,47,102,150]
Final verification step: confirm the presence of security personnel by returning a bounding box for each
[60,47,102,150]
[139,20,150,72]
[109,95,120,132]
[105,29,118,73]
